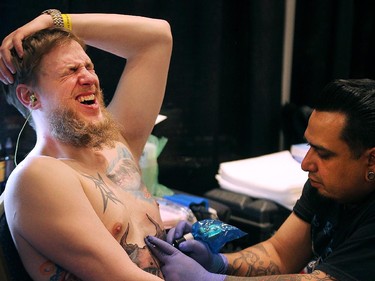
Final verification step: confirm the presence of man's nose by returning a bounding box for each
[78,68,97,85]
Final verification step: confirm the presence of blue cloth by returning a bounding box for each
[164,194,209,209]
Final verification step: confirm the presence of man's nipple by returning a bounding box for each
[112,223,123,238]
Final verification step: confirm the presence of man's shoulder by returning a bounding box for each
[13,155,73,176]
[5,155,79,195]
[21,154,63,164]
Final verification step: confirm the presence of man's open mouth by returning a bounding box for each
[77,94,96,105]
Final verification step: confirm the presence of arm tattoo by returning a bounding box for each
[227,244,281,277]
[39,261,82,281]
[83,173,123,212]
[224,270,337,281]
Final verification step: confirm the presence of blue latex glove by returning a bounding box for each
[167,220,228,274]
[145,235,226,281]
[166,220,192,244]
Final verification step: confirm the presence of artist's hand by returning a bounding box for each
[179,239,228,274]
[0,14,51,84]
[167,220,228,274]
[145,235,226,281]
[166,220,192,243]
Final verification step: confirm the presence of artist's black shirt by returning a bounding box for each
[294,181,375,281]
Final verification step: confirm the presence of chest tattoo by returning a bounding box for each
[105,147,155,204]
[83,173,123,213]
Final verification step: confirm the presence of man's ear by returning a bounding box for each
[16,84,37,108]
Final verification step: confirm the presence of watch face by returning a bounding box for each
[42,9,57,15]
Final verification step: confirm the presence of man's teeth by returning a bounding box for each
[78,94,95,103]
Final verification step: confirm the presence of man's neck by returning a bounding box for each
[30,136,102,162]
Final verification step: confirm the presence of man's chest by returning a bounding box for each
[79,168,162,236]
[62,144,163,241]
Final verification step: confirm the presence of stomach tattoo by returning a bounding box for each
[120,214,166,279]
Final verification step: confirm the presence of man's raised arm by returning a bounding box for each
[67,14,173,160]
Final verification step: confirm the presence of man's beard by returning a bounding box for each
[48,105,121,150]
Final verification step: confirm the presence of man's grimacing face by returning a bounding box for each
[301,110,373,203]
[34,40,120,148]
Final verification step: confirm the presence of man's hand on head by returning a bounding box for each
[0,14,53,84]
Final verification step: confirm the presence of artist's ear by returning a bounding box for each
[16,84,39,108]
[367,148,375,166]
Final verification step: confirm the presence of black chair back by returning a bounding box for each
[0,208,33,281]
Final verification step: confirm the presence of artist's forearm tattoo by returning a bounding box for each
[226,244,336,281]
[224,270,337,280]
[83,173,123,212]
[227,244,281,277]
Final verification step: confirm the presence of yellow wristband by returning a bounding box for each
[62,14,72,30]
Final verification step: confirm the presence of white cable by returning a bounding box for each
[13,111,32,167]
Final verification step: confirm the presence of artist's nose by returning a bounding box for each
[301,147,317,173]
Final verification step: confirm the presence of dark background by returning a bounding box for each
[1,0,375,196]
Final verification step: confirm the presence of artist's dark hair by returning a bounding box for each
[314,79,375,158]
[1,27,85,128]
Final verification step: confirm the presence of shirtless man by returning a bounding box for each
[0,10,172,281]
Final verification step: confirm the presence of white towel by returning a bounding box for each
[216,151,308,210]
